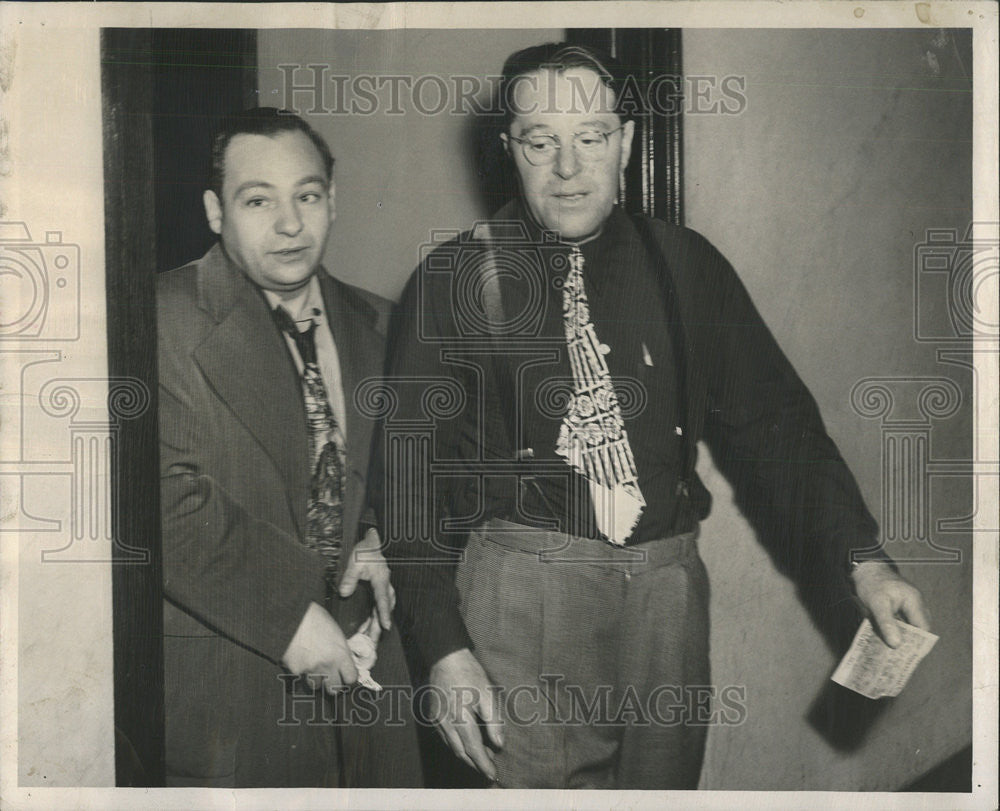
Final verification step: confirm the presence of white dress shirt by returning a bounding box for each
[263,275,348,456]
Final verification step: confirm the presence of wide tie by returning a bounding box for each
[555,246,645,543]
[273,305,345,603]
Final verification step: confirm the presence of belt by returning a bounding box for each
[475,517,699,573]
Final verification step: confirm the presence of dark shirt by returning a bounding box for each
[378,202,882,667]
[490,204,686,542]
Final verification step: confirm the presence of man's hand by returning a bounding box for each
[426,648,504,781]
[851,561,931,648]
[282,601,358,692]
[338,527,396,630]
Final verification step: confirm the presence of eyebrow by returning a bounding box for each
[516,119,617,137]
[296,175,329,188]
[232,175,328,197]
[233,181,274,197]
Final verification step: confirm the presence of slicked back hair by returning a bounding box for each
[498,42,634,130]
[207,107,334,199]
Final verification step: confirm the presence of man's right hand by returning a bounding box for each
[282,601,358,692]
[426,648,504,781]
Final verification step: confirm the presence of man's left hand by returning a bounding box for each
[338,527,396,630]
[851,561,931,648]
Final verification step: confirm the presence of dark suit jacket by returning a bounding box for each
[157,243,420,787]
[381,203,880,668]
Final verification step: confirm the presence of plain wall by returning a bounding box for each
[685,29,973,789]
[257,28,974,791]
[259,29,562,301]
[7,25,116,786]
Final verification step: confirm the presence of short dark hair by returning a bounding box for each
[498,42,633,130]
[207,107,334,198]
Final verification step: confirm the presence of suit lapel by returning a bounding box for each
[318,270,383,554]
[192,246,311,537]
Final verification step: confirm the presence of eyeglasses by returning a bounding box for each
[508,126,625,167]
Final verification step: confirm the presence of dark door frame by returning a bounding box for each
[568,28,684,225]
[101,27,257,786]
[102,27,164,786]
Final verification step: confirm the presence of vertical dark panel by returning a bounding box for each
[568,28,684,225]
[151,29,258,271]
[101,27,258,786]
[101,27,164,787]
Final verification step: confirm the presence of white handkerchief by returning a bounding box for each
[589,479,644,545]
[831,618,938,699]
[347,621,382,692]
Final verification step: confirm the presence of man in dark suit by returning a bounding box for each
[157,108,421,787]
[380,43,930,789]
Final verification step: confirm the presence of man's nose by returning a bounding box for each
[274,200,304,236]
[552,142,580,179]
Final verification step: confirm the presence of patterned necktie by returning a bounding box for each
[555,245,645,543]
[273,305,345,600]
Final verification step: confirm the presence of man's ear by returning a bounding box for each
[203,190,223,235]
[618,120,635,173]
[327,179,336,224]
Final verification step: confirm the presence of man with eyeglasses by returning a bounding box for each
[378,42,928,789]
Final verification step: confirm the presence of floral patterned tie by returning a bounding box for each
[274,305,344,599]
[555,246,645,543]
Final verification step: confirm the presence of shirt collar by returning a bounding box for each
[502,198,628,295]
[577,206,630,297]
[262,274,325,328]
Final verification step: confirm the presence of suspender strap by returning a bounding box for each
[469,221,517,462]
[470,215,697,530]
[629,214,694,490]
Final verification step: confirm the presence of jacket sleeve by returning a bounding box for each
[686,229,885,586]
[372,247,477,668]
[157,284,327,664]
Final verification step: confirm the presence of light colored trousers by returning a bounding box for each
[456,517,711,789]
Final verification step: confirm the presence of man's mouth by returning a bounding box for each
[271,247,309,261]
[553,192,589,203]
